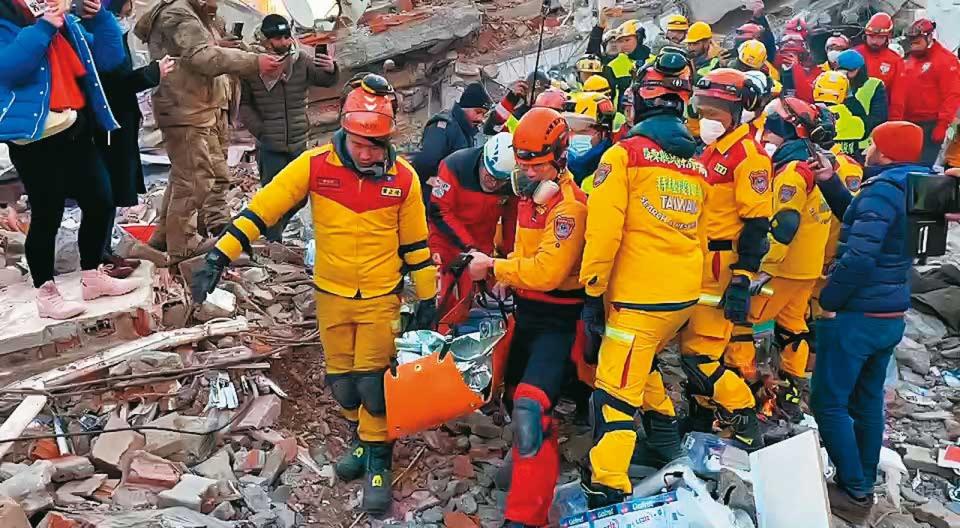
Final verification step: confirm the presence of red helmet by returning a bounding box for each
[865,12,893,36]
[825,34,851,50]
[905,18,935,39]
[534,89,568,111]
[785,16,808,39]
[735,23,764,43]
[779,34,807,54]
[340,74,397,138]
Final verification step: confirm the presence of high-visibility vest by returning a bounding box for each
[854,78,882,150]
[695,57,720,80]
[608,53,635,110]
[829,103,866,157]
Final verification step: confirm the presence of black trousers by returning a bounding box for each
[7,113,113,287]
[505,299,581,406]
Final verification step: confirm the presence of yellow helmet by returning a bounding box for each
[616,19,642,40]
[564,92,616,130]
[813,70,849,105]
[582,74,611,95]
[737,39,767,70]
[684,21,712,43]
[665,14,689,31]
[575,54,603,74]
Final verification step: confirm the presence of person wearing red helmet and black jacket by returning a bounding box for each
[889,19,960,166]
[852,13,901,110]
[428,132,519,322]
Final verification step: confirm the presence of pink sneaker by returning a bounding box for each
[81,268,139,301]
[36,281,86,320]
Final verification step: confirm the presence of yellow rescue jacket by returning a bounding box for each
[493,173,587,304]
[762,160,832,280]
[215,141,437,301]
[580,136,708,307]
[698,124,773,252]
[822,147,863,272]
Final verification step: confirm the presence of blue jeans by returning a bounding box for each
[257,145,306,242]
[810,312,905,497]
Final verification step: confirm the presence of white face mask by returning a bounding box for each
[740,110,757,124]
[763,142,778,157]
[827,50,841,63]
[118,17,134,33]
[698,118,727,145]
[568,134,594,156]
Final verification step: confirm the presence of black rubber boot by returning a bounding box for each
[334,437,367,483]
[361,442,393,516]
[680,397,716,436]
[716,407,765,452]
[777,371,805,423]
[581,479,627,509]
[631,412,684,468]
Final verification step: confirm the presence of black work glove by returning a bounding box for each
[409,297,438,331]
[191,250,229,304]
[720,273,752,323]
[581,295,605,365]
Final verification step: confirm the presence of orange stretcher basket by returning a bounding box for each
[385,281,514,441]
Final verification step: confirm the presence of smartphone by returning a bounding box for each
[231,22,244,39]
[316,44,328,57]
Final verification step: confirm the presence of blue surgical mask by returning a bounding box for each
[568,134,594,156]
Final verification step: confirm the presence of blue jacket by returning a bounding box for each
[412,104,478,184]
[818,162,926,313]
[0,9,124,142]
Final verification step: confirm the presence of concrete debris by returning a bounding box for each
[895,337,931,376]
[909,499,960,528]
[235,395,282,430]
[259,446,288,487]
[108,350,184,376]
[193,448,237,482]
[0,460,55,516]
[157,474,218,512]
[92,413,146,474]
[121,450,184,490]
[142,412,184,458]
[55,473,108,505]
[50,455,95,483]
[0,494,30,528]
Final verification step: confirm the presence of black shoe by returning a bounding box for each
[715,408,765,452]
[335,438,367,482]
[581,479,627,509]
[680,398,716,436]
[776,372,805,423]
[361,442,393,516]
[632,412,683,469]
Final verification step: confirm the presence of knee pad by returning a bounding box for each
[512,397,546,459]
[590,389,638,442]
[326,372,360,411]
[680,355,725,398]
[355,370,387,417]
[774,325,810,353]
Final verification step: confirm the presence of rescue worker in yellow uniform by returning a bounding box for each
[579,49,707,506]
[814,70,868,161]
[679,68,772,450]
[565,91,618,189]
[603,19,651,112]
[191,75,437,516]
[684,22,723,139]
[723,97,835,422]
[731,39,780,83]
[465,107,588,528]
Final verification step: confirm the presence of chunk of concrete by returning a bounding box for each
[157,474,218,512]
[242,484,272,513]
[55,474,108,505]
[235,394,282,430]
[121,451,184,490]
[109,351,184,376]
[50,455,95,483]
[259,447,288,487]
[0,463,29,480]
[0,494,30,528]
[174,415,216,464]
[92,414,145,473]
[903,445,941,474]
[110,484,159,509]
[910,499,960,528]
[143,413,184,458]
[0,460,55,516]
[210,501,236,521]
[193,448,237,482]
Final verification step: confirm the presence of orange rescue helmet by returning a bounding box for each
[512,107,570,167]
[865,13,893,36]
[340,74,397,138]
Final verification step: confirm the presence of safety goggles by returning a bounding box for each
[695,78,740,98]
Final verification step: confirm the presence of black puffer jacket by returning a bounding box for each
[238,50,339,153]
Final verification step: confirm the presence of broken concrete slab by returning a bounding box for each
[335,1,481,69]
[242,483,272,513]
[193,448,237,482]
[259,446,288,487]
[0,462,29,480]
[903,445,941,474]
[108,350,184,376]
[92,414,145,474]
[174,415,216,464]
[157,474,218,512]
[55,474,108,505]
[235,395,282,431]
[121,451,184,490]
[0,460,55,516]
[0,494,30,528]
[143,413,184,459]
[71,506,235,528]
[210,501,236,521]
[50,455,95,483]
[110,484,160,509]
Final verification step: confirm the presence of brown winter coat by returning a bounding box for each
[133,0,260,128]
[238,50,339,153]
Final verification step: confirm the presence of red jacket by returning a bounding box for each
[852,44,901,106]
[889,41,960,129]
[427,147,518,268]
[774,54,821,103]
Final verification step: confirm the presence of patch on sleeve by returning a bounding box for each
[431,179,451,199]
[779,184,797,203]
[554,216,575,241]
[845,176,861,192]
[749,170,770,194]
[435,120,447,129]
[593,163,612,188]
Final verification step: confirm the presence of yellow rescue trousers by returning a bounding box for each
[678,250,756,412]
[724,276,815,380]
[589,306,693,494]
[316,292,402,442]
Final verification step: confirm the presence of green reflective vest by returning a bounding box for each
[608,53,635,111]
[830,103,866,157]
[854,78,882,150]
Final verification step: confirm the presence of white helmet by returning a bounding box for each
[743,70,770,95]
[483,132,516,181]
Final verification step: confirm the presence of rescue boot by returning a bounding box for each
[777,371,805,423]
[680,397,716,436]
[715,407,765,452]
[361,442,393,516]
[631,412,683,469]
[334,437,367,482]
[581,479,627,509]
